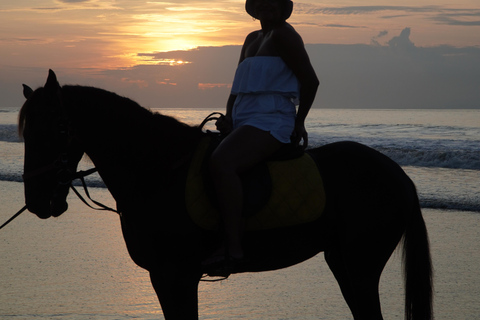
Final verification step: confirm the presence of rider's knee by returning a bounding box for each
[209,153,237,178]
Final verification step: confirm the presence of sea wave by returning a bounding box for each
[420,198,480,213]
[0,125,22,143]
[3,123,479,170]
[0,172,106,188]
[308,141,480,170]
[377,147,480,170]
[2,173,478,213]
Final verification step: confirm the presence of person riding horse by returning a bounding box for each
[203,0,319,275]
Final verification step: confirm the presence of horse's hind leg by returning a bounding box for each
[325,248,383,320]
[324,232,400,320]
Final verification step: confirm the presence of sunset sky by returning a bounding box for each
[1,0,479,109]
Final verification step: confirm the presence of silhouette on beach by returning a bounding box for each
[18,70,432,319]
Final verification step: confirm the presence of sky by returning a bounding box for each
[1,0,480,109]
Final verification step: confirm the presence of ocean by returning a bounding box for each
[1,107,479,319]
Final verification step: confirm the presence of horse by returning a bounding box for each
[18,70,432,320]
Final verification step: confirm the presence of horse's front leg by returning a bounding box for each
[149,265,202,320]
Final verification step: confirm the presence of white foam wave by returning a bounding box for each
[0,125,22,143]
[378,147,480,170]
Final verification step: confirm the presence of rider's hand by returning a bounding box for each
[291,119,308,149]
[216,115,233,135]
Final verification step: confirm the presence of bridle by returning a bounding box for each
[1,115,119,231]
[2,110,224,230]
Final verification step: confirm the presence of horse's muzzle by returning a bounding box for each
[27,198,68,219]
[26,183,69,219]
[33,203,68,219]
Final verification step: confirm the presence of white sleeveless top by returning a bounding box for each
[230,56,300,144]
[231,56,300,100]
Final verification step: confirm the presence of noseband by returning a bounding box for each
[0,119,119,231]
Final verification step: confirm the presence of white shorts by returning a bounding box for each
[232,93,296,144]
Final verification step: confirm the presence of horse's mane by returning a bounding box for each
[19,85,203,139]
[19,85,204,171]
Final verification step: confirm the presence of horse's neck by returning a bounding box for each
[66,87,202,200]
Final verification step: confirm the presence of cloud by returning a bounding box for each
[371,30,388,46]
[380,14,409,19]
[3,28,480,110]
[0,37,39,43]
[310,29,480,109]
[377,30,389,37]
[387,27,415,49]
[324,24,365,29]
[120,77,148,88]
[294,4,480,27]
[294,5,441,16]
[198,83,231,90]
[432,11,480,26]
[32,7,63,11]
[92,28,480,109]
[57,0,90,3]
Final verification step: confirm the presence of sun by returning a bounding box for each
[98,5,247,68]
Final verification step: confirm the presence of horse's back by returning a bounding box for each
[310,141,410,185]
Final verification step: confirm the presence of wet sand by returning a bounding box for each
[1,180,479,319]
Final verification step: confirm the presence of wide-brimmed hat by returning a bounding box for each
[245,0,294,20]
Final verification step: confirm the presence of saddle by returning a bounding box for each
[185,135,326,231]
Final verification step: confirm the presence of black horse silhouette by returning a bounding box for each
[19,70,432,320]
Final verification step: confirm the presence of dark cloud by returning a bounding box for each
[388,27,415,49]
[57,0,90,3]
[377,30,389,37]
[294,5,440,15]
[290,22,321,27]
[381,15,409,19]
[324,24,365,29]
[1,38,38,42]
[32,7,63,10]
[295,4,480,27]
[100,28,480,109]
[432,11,480,26]
[311,28,480,109]
[371,30,388,46]
[4,28,479,110]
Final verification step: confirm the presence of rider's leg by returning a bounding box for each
[208,125,282,260]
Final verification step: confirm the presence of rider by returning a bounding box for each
[202,0,319,274]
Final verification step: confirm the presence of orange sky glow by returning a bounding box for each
[1,0,479,109]
[1,0,479,69]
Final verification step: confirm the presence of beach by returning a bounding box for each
[1,107,479,319]
[0,180,479,319]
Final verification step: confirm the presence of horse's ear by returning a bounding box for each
[44,69,61,96]
[22,84,33,99]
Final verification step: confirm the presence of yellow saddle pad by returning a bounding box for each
[185,137,326,231]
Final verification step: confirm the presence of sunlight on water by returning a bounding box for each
[311,109,480,128]
[153,107,220,131]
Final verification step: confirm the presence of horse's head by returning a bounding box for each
[19,70,84,219]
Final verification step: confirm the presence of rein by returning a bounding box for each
[1,99,120,230]
[0,167,119,231]
[2,111,222,230]
[69,168,120,215]
[0,206,28,230]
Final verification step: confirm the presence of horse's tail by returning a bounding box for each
[402,189,433,320]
